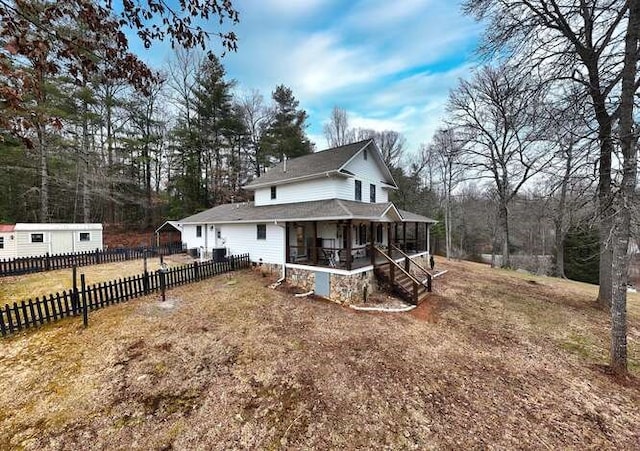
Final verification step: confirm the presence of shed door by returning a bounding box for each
[51,232,73,254]
[315,272,330,297]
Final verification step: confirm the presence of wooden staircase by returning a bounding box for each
[373,247,432,305]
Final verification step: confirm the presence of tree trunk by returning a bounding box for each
[38,124,49,223]
[609,0,639,375]
[499,201,510,268]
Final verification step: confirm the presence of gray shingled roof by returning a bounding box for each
[180,199,399,224]
[398,209,437,223]
[244,139,374,189]
[178,199,435,224]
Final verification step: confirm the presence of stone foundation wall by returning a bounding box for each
[329,270,379,305]
[283,253,430,305]
[287,267,315,292]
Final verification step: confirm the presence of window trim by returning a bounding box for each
[257,224,267,240]
[196,225,202,237]
[270,186,277,200]
[370,184,376,203]
[355,180,362,201]
[79,232,91,242]
[31,233,44,243]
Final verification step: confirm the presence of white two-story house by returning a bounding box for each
[176,139,436,305]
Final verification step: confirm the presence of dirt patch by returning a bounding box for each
[410,293,451,323]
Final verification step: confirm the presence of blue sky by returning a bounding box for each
[137,0,483,157]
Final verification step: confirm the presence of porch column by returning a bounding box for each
[387,223,394,283]
[370,222,375,266]
[312,221,318,265]
[394,223,398,249]
[285,222,290,263]
[427,224,431,255]
[415,222,419,251]
[403,222,407,251]
[346,219,352,270]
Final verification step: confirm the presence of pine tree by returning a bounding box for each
[260,85,312,163]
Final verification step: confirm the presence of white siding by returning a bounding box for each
[252,148,393,206]
[334,177,389,203]
[73,230,103,252]
[218,223,284,264]
[254,178,342,206]
[0,232,17,259]
[15,231,50,257]
[343,150,389,186]
[181,224,216,253]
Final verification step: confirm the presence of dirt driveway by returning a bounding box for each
[0,261,639,449]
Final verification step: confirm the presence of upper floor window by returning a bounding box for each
[257,224,267,240]
[370,184,376,203]
[31,233,44,243]
[270,186,277,200]
[196,225,202,237]
[355,180,362,201]
[79,232,90,242]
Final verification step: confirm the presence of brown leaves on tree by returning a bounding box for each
[0,0,239,143]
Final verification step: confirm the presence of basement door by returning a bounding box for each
[315,271,330,297]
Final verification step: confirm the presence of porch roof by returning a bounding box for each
[398,209,437,224]
[179,199,415,225]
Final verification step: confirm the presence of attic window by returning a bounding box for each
[363,148,368,160]
[270,186,277,200]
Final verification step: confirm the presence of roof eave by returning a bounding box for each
[243,170,345,190]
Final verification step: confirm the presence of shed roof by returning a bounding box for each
[14,223,103,231]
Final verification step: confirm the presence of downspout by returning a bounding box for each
[272,220,286,286]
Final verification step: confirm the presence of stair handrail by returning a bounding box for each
[389,244,432,283]
[373,247,422,287]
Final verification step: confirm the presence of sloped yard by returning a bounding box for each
[0,259,638,449]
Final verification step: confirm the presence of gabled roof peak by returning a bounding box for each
[244,139,396,189]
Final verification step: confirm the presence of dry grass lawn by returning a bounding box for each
[0,254,195,304]
[0,258,639,449]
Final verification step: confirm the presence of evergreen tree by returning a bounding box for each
[260,85,312,163]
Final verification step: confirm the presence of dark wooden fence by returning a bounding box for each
[0,243,184,277]
[0,254,250,337]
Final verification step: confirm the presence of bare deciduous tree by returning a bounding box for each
[323,106,355,148]
[448,64,552,268]
[463,0,640,376]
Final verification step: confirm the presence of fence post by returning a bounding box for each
[158,265,168,302]
[194,261,200,281]
[95,248,100,265]
[427,273,432,293]
[72,266,78,314]
[45,252,51,271]
[81,274,88,328]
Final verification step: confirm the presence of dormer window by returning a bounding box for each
[270,186,277,200]
[355,180,362,201]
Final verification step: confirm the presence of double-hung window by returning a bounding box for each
[355,180,362,201]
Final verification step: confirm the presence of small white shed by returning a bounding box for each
[0,223,103,259]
